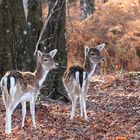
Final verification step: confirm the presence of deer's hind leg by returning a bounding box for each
[70,93,78,120]
[5,99,20,134]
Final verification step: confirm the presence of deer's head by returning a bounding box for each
[37,49,58,70]
[85,43,105,64]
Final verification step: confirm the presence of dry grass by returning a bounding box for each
[66,0,140,73]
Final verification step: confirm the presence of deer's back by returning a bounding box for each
[2,70,39,94]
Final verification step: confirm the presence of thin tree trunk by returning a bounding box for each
[42,0,68,102]
[81,0,94,19]
[87,0,94,15]
[27,0,43,71]
[81,0,87,19]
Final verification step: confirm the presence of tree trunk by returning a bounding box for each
[0,0,12,78]
[7,0,32,71]
[27,0,43,71]
[42,0,68,102]
[81,0,88,19]
[81,0,94,19]
[87,0,94,15]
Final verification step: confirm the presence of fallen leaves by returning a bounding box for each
[0,72,140,139]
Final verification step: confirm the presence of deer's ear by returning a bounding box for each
[84,46,90,56]
[96,43,105,51]
[49,49,57,58]
[37,50,42,60]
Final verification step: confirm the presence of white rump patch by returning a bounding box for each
[10,77,15,89]
[83,71,87,83]
[75,71,80,86]
[10,77,16,95]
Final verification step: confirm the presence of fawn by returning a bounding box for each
[1,49,58,134]
[63,44,105,120]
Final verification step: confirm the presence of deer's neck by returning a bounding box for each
[84,56,97,78]
[34,62,49,87]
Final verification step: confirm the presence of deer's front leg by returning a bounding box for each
[70,94,78,120]
[21,101,26,128]
[30,98,36,128]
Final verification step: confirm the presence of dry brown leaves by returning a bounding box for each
[0,72,140,139]
[66,0,140,72]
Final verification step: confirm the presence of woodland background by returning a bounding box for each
[0,0,140,139]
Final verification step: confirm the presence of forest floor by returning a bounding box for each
[0,72,140,140]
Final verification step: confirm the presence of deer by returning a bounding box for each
[0,49,58,134]
[63,43,105,120]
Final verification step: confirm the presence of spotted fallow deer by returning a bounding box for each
[63,44,105,120]
[1,49,58,134]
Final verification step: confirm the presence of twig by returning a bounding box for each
[34,0,59,56]
[47,0,65,49]
[47,88,55,98]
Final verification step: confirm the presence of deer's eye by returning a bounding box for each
[44,58,48,62]
[91,53,95,56]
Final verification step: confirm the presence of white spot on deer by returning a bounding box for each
[83,71,87,81]
[10,77,16,96]
[75,71,80,87]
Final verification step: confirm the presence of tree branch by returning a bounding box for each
[34,0,59,56]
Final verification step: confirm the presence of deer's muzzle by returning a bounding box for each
[55,63,59,68]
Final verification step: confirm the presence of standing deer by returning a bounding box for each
[1,49,58,134]
[63,44,105,120]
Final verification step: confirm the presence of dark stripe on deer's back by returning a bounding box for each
[7,75,11,95]
[79,71,83,88]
